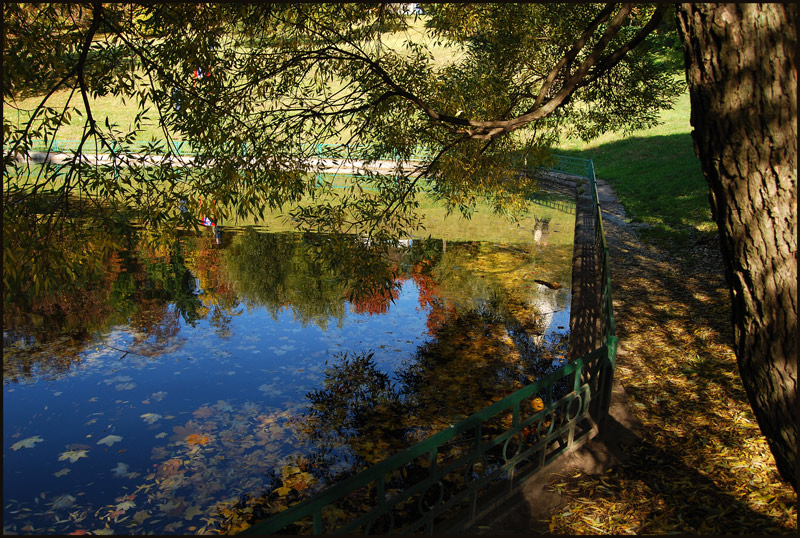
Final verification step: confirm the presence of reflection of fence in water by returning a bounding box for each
[240,156,617,535]
[528,193,576,215]
[242,352,600,535]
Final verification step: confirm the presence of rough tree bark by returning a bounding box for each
[675,3,797,489]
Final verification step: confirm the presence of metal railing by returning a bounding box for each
[240,156,617,535]
[527,192,576,215]
[546,154,594,178]
[3,139,435,161]
[3,138,198,157]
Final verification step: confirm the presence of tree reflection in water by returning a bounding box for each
[3,222,571,533]
[252,248,571,531]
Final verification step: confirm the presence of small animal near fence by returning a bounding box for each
[238,157,616,535]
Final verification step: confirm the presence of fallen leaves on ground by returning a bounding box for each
[544,198,797,534]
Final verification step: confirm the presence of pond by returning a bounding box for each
[3,199,574,534]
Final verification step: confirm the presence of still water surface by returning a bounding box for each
[4,216,572,534]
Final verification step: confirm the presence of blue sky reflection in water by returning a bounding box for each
[3,219,573,534]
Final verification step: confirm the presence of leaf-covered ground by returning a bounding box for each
[541,180,797,534]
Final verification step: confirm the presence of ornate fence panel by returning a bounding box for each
[241,348,606,535]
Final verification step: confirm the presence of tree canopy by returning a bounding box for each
[4,3,681,234]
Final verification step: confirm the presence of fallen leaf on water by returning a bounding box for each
[58,449,89,463]
[215,400,233,412]
[158,496,185,515]
[185,434,212,446]
[193,407,215,419]
[184,504,204,520]
[155,432,167,439]
[107,509,126,520]
[115,500,135,511]
[167,501,186,517]
[52,494,76,510]
[171,422,200,441]
[111,462,129,477]
[11,436,44,450]
[157,458,182,478]
[164,521,183,532]
[97,435,123,447]
[54,468,71,477]
[132,510,151,525]
[140,413,162,424]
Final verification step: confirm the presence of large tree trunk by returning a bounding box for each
[675,4,797,489]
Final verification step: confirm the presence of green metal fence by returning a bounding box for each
[546,154,594,178]
[238,156,616,535]
[3,139,434,161]
[3,139,198,157]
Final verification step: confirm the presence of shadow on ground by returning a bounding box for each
[471,178,796,534]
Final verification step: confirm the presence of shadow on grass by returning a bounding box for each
[557,133,715,251]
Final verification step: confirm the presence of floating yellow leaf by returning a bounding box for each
[185,434,212,446]
[11,436,44,450]
[58,449,89,463]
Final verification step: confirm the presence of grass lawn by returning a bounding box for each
[4,16,461,144]
[225,183,575,247]
[556,86,714,251]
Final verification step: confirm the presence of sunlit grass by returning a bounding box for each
[556,86,713,250]
[4,15,460,145]
[226,188,575,246]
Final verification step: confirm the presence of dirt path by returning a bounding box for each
[472,177,796,534]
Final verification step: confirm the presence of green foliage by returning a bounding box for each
[5,3,682,288]
[222,231,349,329]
